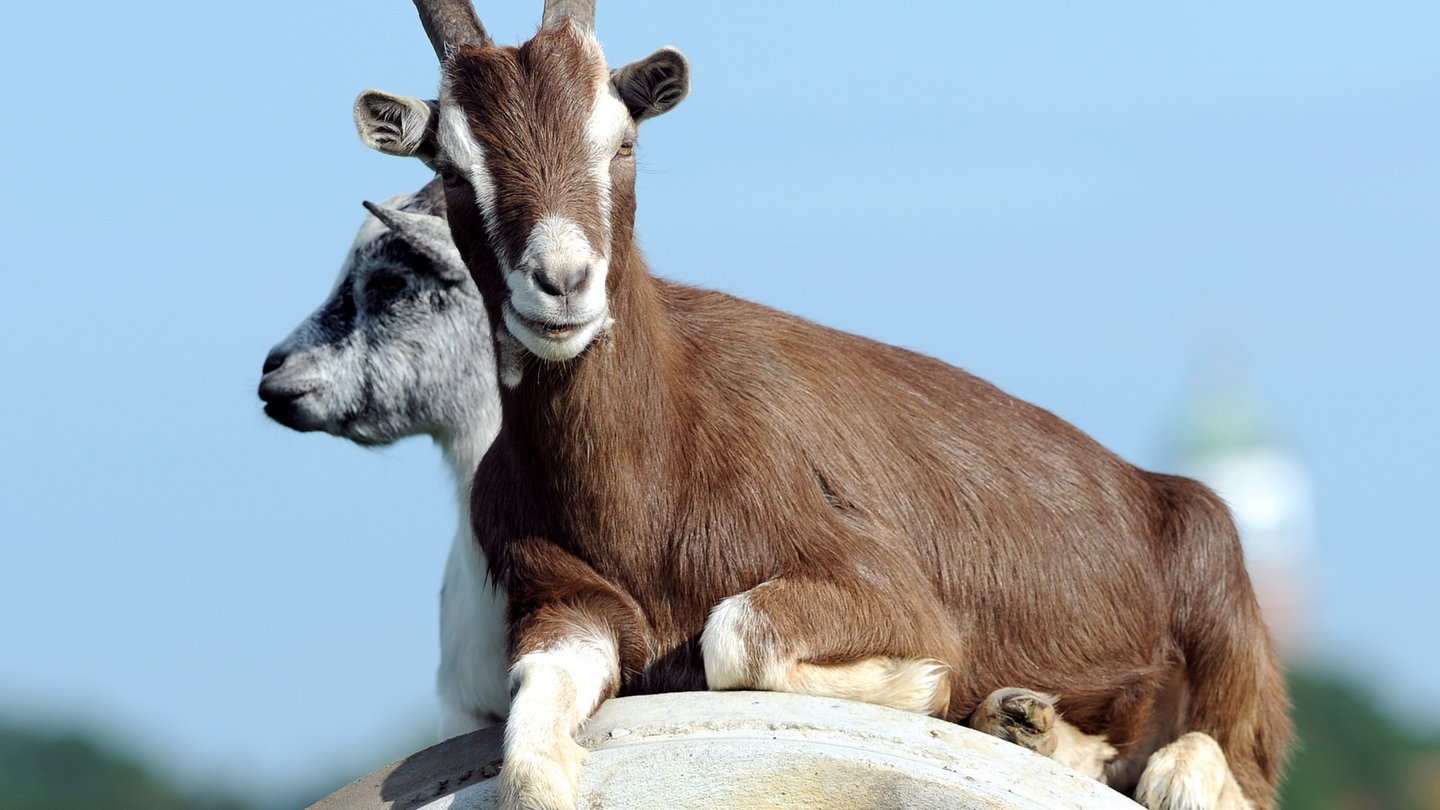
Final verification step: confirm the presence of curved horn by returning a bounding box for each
[413,0,491,60]
[541,0,595,31]
[362,200,465,274]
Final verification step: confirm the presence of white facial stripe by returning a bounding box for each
[584,84,630,238]
[436,96,502,253]
[585,83,631,155]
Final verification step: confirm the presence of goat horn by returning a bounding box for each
[362,201,461,271]
[541,0,595,31]
[413,0,492,60]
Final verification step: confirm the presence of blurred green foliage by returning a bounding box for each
[0,723,254,810]
[1281,669,1440,810]
[3,667,1438,808]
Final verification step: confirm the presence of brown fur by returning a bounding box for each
[408,21,1289,808]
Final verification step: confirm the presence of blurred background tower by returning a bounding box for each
[1167,361,1317,659]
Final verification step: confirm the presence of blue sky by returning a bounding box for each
[2,0,1437,799]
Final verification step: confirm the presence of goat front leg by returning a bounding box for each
[700,571,956,716]
[498,618,621,810]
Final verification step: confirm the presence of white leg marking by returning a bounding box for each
[785,657,951,715]
[700,593,769,691]
[702,593,947,714]
[1134,731,1253,810]
[499,631,618,810]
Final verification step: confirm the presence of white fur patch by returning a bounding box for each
[500,304,611,364]
[436,524,510,739]
[703,590,948,714]
[500,631,619,810]
[701,593,769,691]
[500,214,612,362]
[584,82,630,234]
[523,215,596,277]
[436,96,501,250]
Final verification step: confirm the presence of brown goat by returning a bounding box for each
[353,2,1291,808]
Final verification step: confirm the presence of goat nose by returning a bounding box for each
[533,265,591,298]
[262,348,287,374]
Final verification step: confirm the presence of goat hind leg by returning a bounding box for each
[781,654,951,715]
[968,688,1060,756]
[701,575,953,716]
[967,687,1117,780]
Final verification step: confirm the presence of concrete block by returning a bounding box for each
[312,691,1140,809]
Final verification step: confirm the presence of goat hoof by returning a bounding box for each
[1134,731,1247,810]
[969,687,1058,757]
[496,737,586,810]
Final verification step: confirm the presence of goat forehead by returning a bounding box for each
[442,28,614,170]
[448,27,608,110]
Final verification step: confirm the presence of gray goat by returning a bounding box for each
[259,179,508,738]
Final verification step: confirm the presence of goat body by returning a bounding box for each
[479,251,1286,791]
[353,5,1290,808]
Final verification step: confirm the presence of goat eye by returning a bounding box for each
[367,274,407,296]
[616,141,634,158]
[438,167,462,186]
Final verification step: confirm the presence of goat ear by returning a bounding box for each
[611,47,689,123]
[354,91,439,162]
[361,201,466,279]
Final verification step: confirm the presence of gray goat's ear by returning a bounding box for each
[354,91,440,163]
[611,47,689,123]
[361,201,466,279]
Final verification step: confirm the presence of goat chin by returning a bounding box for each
[501,303,610,365]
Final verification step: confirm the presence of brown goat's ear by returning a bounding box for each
[354,91,440,163]
[611,47,689,123]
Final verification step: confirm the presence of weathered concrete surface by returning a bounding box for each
[312,691,1140,810]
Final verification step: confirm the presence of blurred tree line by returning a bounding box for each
[1282,669,1440,809]
[3,667,1438,809]
[0,723,253,810]
[0,722,332,810]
